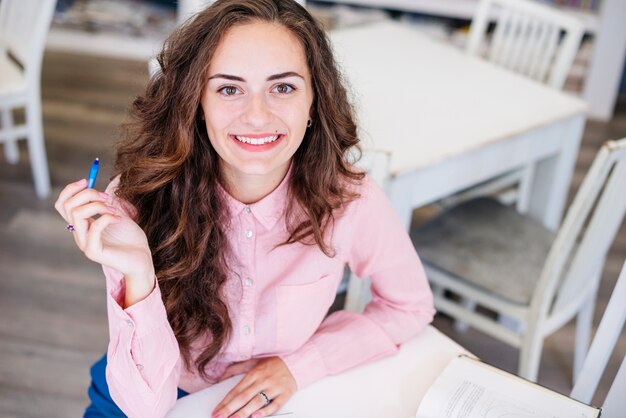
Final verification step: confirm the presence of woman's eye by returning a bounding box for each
[273,84,294,94]
[219,86,240,96]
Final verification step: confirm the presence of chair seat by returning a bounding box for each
[0,52,27,99]
[412,198,555,305]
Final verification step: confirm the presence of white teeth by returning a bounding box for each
[234,135,279,145]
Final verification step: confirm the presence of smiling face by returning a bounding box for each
[201,21,314,194]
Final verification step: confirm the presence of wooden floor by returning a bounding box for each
[0,50,624,417]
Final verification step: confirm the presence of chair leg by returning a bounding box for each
[519,331,544,381]
[602,354,626,417]
[573,278,599,382]
[453,298,476,332]
[498,313,525,333]
[431,284,444,298]
[5,140,20,163]
[25,95,51,199]
[1,108,19,164]
[344,272,371,313]
[515,163,536,215]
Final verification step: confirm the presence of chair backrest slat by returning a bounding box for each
[601,355,626,418]
[527,21,549,80]
[502,10,522,67]
[514,15,535,73]
[489,8,513,64]
[508,12,528,71]
[468,0,493,56]
[536,24,559,84]
[522,20,545,78]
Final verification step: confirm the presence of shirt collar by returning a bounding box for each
[219,165,292,230]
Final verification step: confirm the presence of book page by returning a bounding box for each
[416,356,599,418]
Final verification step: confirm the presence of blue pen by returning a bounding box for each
[87,158,99,189]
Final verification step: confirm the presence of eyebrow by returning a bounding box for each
[208,71,304,82]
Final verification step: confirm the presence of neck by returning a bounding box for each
[221,163,290,204]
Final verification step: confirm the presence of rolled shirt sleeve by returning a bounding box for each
[104,265,182,417]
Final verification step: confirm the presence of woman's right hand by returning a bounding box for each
[55,178,156,307]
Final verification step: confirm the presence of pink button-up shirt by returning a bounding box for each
[103,172,434,417]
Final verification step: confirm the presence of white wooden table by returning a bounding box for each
[332,21,588,231]
[166,326,467,418]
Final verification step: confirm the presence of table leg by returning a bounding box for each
[526,115,585,231]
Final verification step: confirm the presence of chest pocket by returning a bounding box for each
[275,275,338,351]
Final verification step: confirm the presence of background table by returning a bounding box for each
[331,21,588,231]
[167,326,467,418]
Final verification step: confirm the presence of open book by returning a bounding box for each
[416,355,600,418]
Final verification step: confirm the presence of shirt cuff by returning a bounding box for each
[280,340,327,389]
[124,280,169,337]
[107,276,169,338]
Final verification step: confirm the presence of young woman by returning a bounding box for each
[55,1,434,417]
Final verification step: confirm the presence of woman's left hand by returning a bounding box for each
[212,357,297,418]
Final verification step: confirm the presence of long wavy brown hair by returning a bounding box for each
[114,0,364,380]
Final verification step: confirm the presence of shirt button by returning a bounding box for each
[244,207,251,214]
[244,277,253,287]
[245,229,253,238]
[242,325,251,335]
[126,320,133,327]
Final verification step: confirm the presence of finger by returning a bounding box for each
[62,187,110,224]
[212,375,262,418]
[214,371,259,412]
[57,179,108,222]
[250,393,288,418]
[228,391,268,418]
[212,388,249,417]
[55,179,88,219]
[69,202,117,249]
[235,387,284,418]
[83,213,122,263]
[228,383,281,418]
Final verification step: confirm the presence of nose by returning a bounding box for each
[241,93,273,128]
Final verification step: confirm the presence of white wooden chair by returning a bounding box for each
[412,138,626,382]
[570,259,626,417]
[0,0,56,199]
[467,0,584,90]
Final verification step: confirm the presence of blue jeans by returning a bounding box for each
[84,354,189,417]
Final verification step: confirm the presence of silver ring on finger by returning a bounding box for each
[257,391,271,406]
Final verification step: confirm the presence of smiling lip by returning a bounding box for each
[230,133,284,151]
